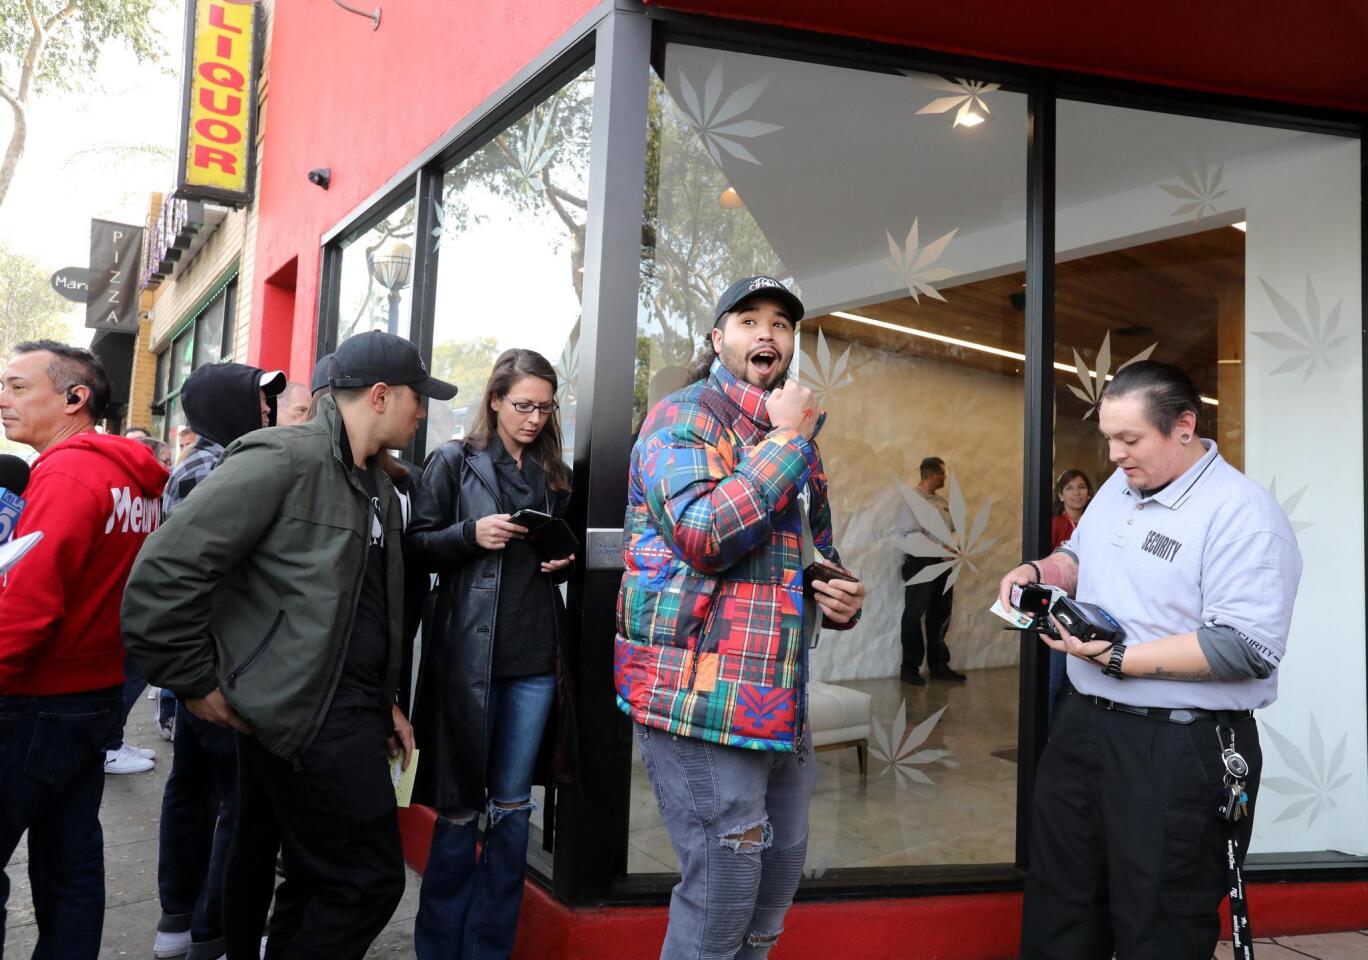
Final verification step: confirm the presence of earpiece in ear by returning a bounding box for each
[66,390,80,405]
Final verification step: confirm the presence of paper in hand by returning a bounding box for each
[390,748,419,808]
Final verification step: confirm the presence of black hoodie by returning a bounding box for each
[180,362,277,446]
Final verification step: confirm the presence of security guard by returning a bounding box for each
[998,361,1302,960]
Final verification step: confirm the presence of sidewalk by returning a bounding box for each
[4,699,1365,958]
[3,700,419,959]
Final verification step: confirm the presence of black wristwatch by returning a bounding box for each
[1100,643,1126,679]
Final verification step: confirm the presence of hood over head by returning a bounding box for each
[180,362,286,446]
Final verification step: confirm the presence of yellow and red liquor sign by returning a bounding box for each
[176,0,260,206]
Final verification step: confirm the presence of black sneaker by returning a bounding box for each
[930,668,967,683]
[900,671,927,686]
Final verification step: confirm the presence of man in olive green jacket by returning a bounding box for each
[122,331,456,960]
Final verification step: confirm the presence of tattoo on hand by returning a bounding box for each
[1149,666,1215,682]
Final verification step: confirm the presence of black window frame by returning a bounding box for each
[313,2,1368,909]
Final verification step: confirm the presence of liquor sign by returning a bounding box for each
[140,196,206,290]
[175,0,260,206]
[86,220,144,332]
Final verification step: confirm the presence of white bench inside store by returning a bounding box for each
[808,680,873,776]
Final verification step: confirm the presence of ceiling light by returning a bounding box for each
[829,310,1218,406]
[954,110,985,128]
[718,187,743,209]
[1232,221,1247,232]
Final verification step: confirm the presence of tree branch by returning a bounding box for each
[23,0,42,36]
[42,2,79,37]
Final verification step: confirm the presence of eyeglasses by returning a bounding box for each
[506,398,559,415]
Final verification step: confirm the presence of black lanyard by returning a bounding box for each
[1226,829,1253,959]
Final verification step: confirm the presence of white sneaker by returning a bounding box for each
[126,743,157,760]
[105,745,155,775]
[153,928,191,958]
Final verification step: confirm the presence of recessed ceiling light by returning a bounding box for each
[954,110,985,128]
[718,187,743,209]
[1232,221,1247,232]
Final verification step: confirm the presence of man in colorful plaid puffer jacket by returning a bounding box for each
[615,276,865,960]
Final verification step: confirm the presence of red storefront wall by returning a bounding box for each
[246,0,599,377]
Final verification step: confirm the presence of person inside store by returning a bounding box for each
[997,360,1302,960]
[896,455,966,684]
[123,331,454,960]
[616,276,865,959]
[1046,469,1093,720]
[406,347,577,959]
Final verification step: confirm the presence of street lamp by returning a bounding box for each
[368,237,413,335]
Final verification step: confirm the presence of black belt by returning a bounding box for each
[1087,695,1253,725]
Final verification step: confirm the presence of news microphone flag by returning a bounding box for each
[0,489,24,542]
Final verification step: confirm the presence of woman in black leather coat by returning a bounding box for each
[407,348,575,959]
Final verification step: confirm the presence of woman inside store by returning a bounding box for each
[407,348,576,959]
[1048,469,1094,722]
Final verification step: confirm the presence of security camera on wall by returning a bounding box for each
[307,167,331,190]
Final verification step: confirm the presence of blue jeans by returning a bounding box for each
[158,703,237,958]
[106,656,148,751]
[0,688,120,959]
[636,721,817,960]
[415,673,556,960]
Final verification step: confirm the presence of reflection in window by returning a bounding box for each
[427,68,594,462]
[338,202,418,342]
[632,46,1028,877]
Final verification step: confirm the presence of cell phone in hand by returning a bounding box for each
[507,508,553,532]
[804,560,859,586]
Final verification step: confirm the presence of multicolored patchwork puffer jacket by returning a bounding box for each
[614,359,859,752]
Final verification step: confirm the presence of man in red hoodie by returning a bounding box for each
[0,340,168,958]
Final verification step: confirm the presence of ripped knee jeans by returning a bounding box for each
[635,722,817,960]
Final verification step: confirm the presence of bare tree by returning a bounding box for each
[0,0,162,207]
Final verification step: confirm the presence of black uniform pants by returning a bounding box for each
[1021,694,1261,960]
[228,707,405,960]
[899,555,954,676]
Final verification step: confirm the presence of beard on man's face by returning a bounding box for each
[717,340,791,390]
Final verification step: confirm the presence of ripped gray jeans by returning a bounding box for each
[636,722,817,960]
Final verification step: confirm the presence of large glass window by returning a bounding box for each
[1053,103,1365,862]
[632,44,1028,877]
[337,202,418,342]
[426,67,594,460]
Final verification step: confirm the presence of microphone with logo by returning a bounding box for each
[0,453,42,576]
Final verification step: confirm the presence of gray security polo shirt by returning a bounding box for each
[1061,440,1302,710]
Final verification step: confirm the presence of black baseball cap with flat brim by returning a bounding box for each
[714,275,805,327]
[329,331,457,401]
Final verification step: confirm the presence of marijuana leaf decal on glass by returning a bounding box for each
[505,100,560,194]
[797,328,854,405]
[1253,276,1346,382]
[1065,331,1157,419]
[1261,714,1352,825]
[868,702,952,788]
[896,474,997,593]
[1267,477,1312,533]
[554,335,578,404]
[676,62,783,166]
[429,198,446,253]
[1159,149,1227,220]
[914,77,1001,127]
[885,218,957,303]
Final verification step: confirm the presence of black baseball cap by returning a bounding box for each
[714,276,805,327]
[329,331,457,401]
[310,353,333,396]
